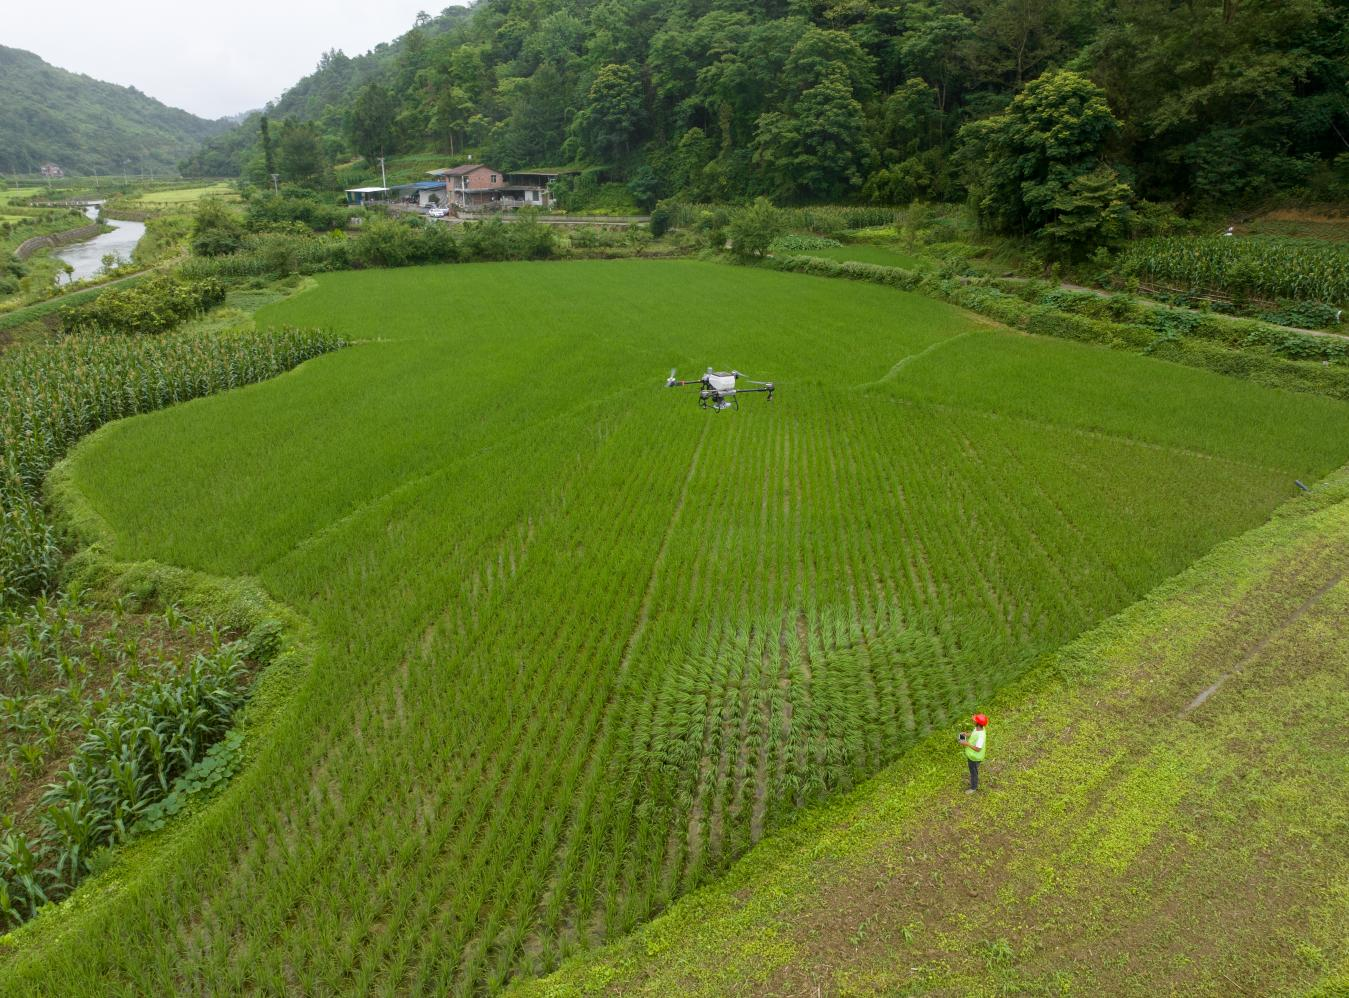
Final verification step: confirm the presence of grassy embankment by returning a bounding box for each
[3,260,1347,993]
[523,464,1349,996]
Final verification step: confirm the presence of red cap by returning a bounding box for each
[972,713,988,726]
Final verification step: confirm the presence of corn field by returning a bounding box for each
[6,261,1348,993]
[1119,236,1349,305]
[1,590,252,929]
[0,325,345,605]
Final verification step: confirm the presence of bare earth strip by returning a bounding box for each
[520,471,1349,997]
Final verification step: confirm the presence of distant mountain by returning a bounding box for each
[0,45,230,176]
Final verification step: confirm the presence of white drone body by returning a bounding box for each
[665,367,775,411]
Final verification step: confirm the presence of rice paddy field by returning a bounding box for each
[9,259,1349,994]
[782,243,930,269]
[120,183,240,211]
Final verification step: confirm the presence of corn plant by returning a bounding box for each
[1119,236,1349,305]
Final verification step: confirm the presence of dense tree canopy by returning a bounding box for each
[183,0,1349,212]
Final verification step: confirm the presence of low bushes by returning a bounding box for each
[58,277,226,336]
[180,214,565,281]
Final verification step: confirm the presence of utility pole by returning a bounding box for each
[270,173,280,194]
[378,155,387,189]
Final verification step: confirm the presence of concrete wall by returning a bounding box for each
[15,223,103,260]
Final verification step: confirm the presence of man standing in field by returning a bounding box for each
[958,714,988,793]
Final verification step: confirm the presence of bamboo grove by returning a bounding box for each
[13,261,1347,994]
[0,325,345,605]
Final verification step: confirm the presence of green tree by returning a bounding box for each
[1040,165,1133,260]
[575,63,644,161]
[276,119,330,188]
[347,82,398,163]
[726,196,786,258]
[959,69,1125,236]
[753,64,872,201]
[1095,0,1348,203]
[190,199,244,257]
[259,114,275,178]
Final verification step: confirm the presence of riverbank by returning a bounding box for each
[14,222,106,260]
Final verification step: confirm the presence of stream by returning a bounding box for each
[53,204,146,284]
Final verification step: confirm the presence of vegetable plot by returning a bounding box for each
[15,260,1349,994]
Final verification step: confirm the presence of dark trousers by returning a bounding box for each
[967,758,980,791]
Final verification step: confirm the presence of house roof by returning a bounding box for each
[428,164,495,177]
[344,186,390,193]
[390,180,446,190]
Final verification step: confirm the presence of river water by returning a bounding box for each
[54,204,146,284]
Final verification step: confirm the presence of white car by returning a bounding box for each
[427,206,448,218]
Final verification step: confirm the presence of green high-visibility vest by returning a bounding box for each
[964,728,986,762]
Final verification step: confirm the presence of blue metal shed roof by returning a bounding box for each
[391,180,446,190]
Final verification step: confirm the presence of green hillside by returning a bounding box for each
[187,0,1349,211]
[5,261,1347,993]
[0,45,228,176]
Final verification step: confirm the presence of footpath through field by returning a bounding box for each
[522,469,1349,996]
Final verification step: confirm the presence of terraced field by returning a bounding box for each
[10,260,1349,994]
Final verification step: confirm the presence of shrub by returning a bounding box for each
[244,189,355,233]
[190,199,244,257]
[59,277,227,336]
[727,198,787,259]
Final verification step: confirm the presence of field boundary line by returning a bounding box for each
[860,330,975,389]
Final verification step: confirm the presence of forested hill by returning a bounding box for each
[0,45,229,176]
[188,0,1348,209]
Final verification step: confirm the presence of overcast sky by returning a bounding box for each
[7,1,467,120]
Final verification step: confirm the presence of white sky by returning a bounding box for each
[6,1,468,120]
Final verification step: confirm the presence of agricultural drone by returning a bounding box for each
[665,368,776,411]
